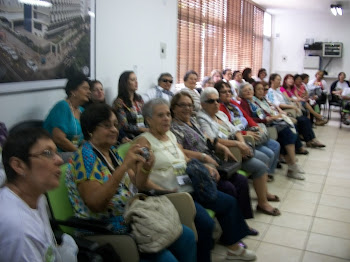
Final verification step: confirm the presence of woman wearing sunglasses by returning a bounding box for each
[197,88,281,216]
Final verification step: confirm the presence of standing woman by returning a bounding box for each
[113,71,149,139]
[44,73,91,154]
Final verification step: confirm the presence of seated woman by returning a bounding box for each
[135,98,256,262]
[0,128,76,261]
[67,103,196,262]
[180,70,202,112]
[113,71,149,139]
[196,88,281,217]
[331,72,350,97]
[170,91,256,222]
[267,74,325,148]
[83,79,106,108]
[43,73,91,156]
[230,83,281,179]
[240,82,306,180]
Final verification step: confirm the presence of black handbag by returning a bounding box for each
[206,138,241,180]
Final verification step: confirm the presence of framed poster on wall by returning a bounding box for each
[0,0,96,95]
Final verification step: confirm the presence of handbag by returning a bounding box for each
[250,123,269,146]
[124,194,182,253]
[205,139,241,180]
[185,159,218,203]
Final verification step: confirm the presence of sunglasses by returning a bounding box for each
[264,88,269,91]
[161,79,173,84]
[205,99,220,104]
[220,90,232,94]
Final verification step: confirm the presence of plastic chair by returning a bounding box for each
[327,94,343,121]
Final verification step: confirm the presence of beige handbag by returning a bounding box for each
[124,194,183,253]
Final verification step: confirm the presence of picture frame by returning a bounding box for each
[0,0,96,95]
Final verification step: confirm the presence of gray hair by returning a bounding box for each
[239,83,253,97]
[200,87,219,103]
[142,98,170,124]
[157,72,173,84]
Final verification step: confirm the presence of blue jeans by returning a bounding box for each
[256,139,280,174]
[193,191,249,262]
[140,225,196,262]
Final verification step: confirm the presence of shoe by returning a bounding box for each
[277,162,282,169]
[287,170,305,180]
[256,205,281,216]
[307,141,326,148]
[247,228,259,236]
[267,174,274,182]
[296,149,309,155]
[267,195,280,202]
[315,118,328,126]
[226,245,257,261]
[296,165,305,174]
[239,241,248,249]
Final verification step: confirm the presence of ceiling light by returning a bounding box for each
[336,6,343,15]
[18,0,52,7]
[330,5,338,16]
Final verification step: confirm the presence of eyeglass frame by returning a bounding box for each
[29,149,60,160]
[205,98,220,104]
[161,79,173,84]
[176,103,194,109]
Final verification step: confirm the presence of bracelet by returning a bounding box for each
[141,167,151,174]
[201,153,206,162]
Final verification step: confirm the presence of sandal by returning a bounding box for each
[257,205,281,216]
[267,174,274,182]
[296,149,309,155]
[267,195,280,202]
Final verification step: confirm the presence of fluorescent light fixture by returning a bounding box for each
[88,11,95,18]
[18,0,52,7]
[336,6,343,15]
[330,5,338,16]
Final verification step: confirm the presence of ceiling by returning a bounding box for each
[252,0,350,14]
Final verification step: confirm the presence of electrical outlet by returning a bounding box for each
[160,42,166,59]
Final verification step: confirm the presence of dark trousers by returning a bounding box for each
[194,191,249,262]
[217,174,253,219]
[296,116,316,142]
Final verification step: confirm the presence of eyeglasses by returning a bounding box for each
[98,122,118,130]
[161,79,173,84]
[29,149,59,160]
[219,90,232,94]
[176,103,194,109]
[205,99,220,104]
[264,88,269,91]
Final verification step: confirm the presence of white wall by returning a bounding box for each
[0,0,178,129]
[271,10,350,80]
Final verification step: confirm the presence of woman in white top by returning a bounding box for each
[180,70,201,113]
[0,128,73,262]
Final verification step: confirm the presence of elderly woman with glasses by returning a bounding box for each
[197,87,281,217]
[135,98,257,262]
[67,103,196,262]
[239,82,306,180]
[215,81,280,181]
[170,91,260,229]
[0,128,73,261]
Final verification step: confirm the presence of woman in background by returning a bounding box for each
[44,73,90,154]
[113,71,149,139]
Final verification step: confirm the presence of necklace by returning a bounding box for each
[90,142,118,172]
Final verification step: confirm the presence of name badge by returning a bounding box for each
[176,175,192,186]
[173,162,186,177]
[256,108,264,119]
[136,114,145,128]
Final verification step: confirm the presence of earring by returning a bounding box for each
[88,132,92,137]
[72,93,76,97]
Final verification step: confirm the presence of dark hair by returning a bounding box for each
[170,91,194,117]
[117,71,142,108]
[282,74,294,89]
[89,79,103,91]
[293,74,302,82]
[158,73,173,84]
[242,68,252,81]
[65,72,90,97]
[232,70,240,80]
[222,68,232,75]
[253,81,264,93]
[300,73,309,81]
[184,70,198,82]
[338,72,346,79]
[2,128,51,183]
[257,68,267,78]
[269,73,280,86]
[214,80,230,94]
[80,103,115,141]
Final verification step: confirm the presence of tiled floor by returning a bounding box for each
[212,113,350,262]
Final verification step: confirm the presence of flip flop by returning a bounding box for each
[257,205,281,216]
[267,175,274,182]
[267,195,280,202]
[247,227,259,236]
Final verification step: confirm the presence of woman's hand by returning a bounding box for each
[142,148,155,172]
[236,141,252,158]
[204,155,219,167]
[204,164,220,182]
[246,130,260,141]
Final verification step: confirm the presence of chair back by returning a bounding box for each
[47,163,75,235]
[116,142,131,159]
